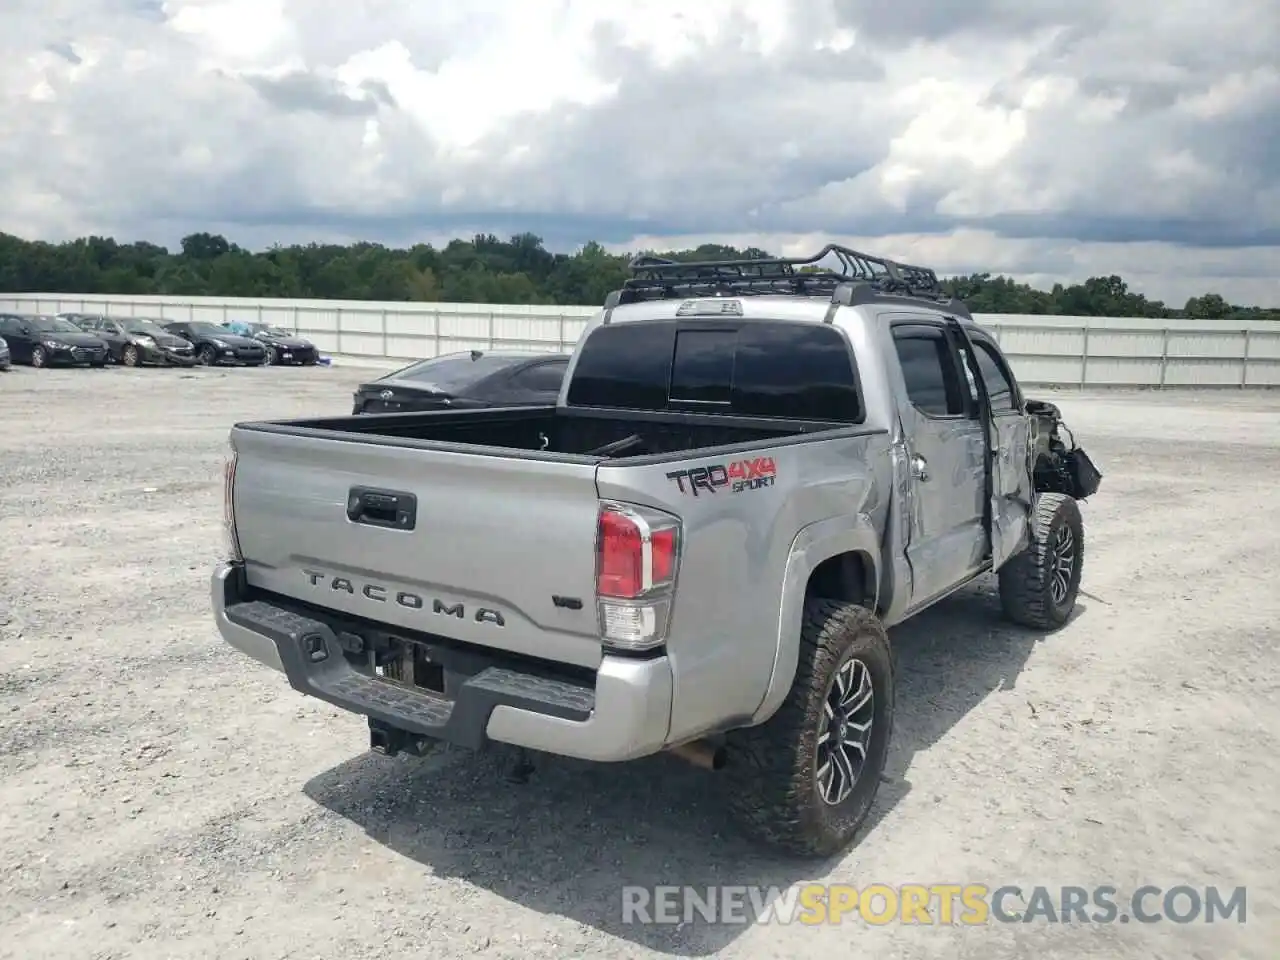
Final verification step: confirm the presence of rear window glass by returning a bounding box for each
[385,352,524,392]
[670,330,735,404]
[566,320,862,422]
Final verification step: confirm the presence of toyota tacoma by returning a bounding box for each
[211,245,1101,856]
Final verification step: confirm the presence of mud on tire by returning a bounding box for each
[998,492,1084,630]
[723,599,894,858]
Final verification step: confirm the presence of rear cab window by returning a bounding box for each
[566,320,863,422]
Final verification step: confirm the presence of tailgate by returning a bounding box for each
[229,426,604,668]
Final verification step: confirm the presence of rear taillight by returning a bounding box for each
[595,502,681,652]
[222,444,243,562]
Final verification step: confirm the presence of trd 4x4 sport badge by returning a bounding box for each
[665,457,777,496]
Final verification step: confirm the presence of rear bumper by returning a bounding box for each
[271,346,318,364]
[211,562,673,761]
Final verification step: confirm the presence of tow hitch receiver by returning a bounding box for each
[369,719,434,758]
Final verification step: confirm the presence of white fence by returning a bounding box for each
[3,293,1279,388]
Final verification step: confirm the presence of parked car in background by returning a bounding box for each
[350,350,570,414]
[58,311,109,331]
[223,320,319,366]
[0,335,9,371]
[0,313,109,368]
[74,316,199,367]
[161,321,267,366]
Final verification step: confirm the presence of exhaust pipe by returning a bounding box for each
[667,739,728,771]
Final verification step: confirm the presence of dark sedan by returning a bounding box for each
[352,349,569,414]
[224,321,319,365]
[162,321,268,366]
[0,313,109,368]
[75,315,199,367]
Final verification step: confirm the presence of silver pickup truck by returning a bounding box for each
[212,245,1101,857]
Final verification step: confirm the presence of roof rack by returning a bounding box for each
[604,243,970,321]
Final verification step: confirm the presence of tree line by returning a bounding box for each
[0,230,1273,321]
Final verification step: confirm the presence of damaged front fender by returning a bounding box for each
[1026,399,1103,500]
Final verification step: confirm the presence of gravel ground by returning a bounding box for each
[1,365,1277,960]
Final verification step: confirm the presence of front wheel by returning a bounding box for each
[998,492,1084,630]
[266,346,279,365]
[121,344,140,367]
[724,600,894,858]
[30,346,47,368]
[197,344,217,366]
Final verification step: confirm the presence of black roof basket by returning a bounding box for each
[605,243,970,321]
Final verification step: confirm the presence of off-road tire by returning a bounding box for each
[998,492,1084,630]
[723,600,894,858]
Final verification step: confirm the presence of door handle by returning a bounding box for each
[910,454,930,482]
[346,486,417,530]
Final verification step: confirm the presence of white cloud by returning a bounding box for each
[0,0,1277,305]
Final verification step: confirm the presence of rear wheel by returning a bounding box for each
[724,600,894,857]
[998,492,1084,630]
[30,346,47,368]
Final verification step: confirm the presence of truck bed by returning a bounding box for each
[240,406,825,461]
[227,406,857,671]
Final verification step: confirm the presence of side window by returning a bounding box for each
[0,318,17,335]
[892,329,964,417]
[670,329,735,405]
[509,360,568,394]
[971,340,1017,411]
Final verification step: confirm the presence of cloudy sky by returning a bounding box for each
[2,0,1278,306]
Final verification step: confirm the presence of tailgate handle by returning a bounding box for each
[347,486,417,530]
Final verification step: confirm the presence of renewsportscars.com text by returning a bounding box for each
[621,883,1247,926]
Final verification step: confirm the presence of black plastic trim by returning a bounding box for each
[221,579,598,751]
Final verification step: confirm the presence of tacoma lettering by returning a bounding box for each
[301,570,504,626]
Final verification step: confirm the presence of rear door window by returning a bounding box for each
[892,328,965,417]
[566,320,863,422]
